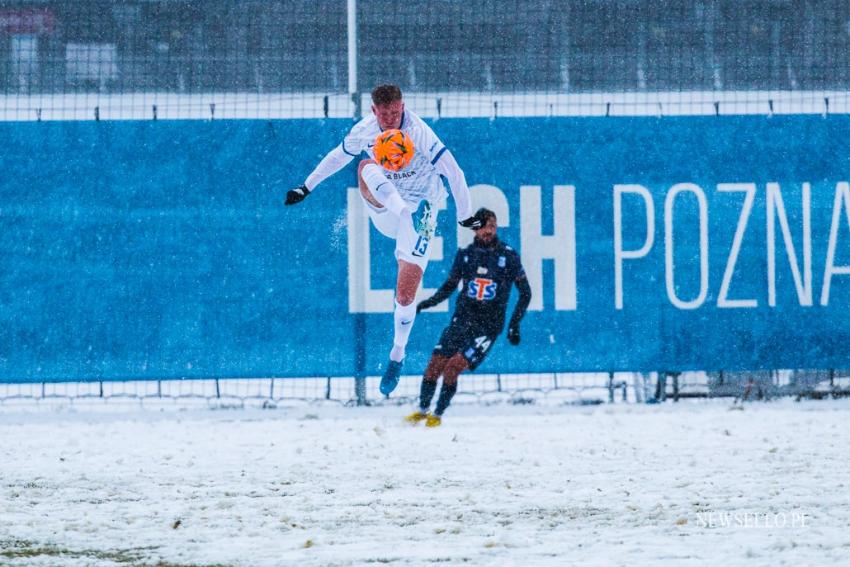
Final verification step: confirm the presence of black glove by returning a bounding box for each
[285,185,311,206]
[507,324,520,345]
[458,214,485,229]
[416,300,433,313]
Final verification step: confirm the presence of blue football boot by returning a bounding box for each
[380,359,404,396]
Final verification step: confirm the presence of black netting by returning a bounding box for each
[0,0,847,119]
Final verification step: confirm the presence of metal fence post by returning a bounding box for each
[348,0,368,406]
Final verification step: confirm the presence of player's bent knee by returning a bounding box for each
[358,160,385,208]
[357,161,370,186]
[358,158,376,171]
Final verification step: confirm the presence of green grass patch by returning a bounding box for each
[0,539,231,567]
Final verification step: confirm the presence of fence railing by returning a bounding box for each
[0,0,848,118]
[2,371,848,406]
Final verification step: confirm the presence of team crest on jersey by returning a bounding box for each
[467,277,497,301]
[498,256,506,268]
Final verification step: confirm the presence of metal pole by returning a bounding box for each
[347,0,360,118]
[354,315,367,405]
[348,0,367,405]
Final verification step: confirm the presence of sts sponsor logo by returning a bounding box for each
[467,278,497,301]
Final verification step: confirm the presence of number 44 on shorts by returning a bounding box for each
[474,336,492,352]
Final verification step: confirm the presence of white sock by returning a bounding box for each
[390,344,405,363]
[362,163,409,217]
[391,299,417,362]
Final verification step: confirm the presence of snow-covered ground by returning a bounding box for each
[1,399,849,566]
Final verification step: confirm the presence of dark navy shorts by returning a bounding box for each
[433,320,499,371]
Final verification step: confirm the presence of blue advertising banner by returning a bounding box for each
[1,116,848,382]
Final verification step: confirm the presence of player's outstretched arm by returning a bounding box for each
[417,253,463,313]
[434,149,473,223]
[507,275,532,345]
[285,144,355,206]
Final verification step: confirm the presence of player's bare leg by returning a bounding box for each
[424,354,450,383]
[427,353,468,426]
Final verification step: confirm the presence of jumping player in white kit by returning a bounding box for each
[284,84,482,395]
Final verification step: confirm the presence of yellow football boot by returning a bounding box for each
[425,414,442,428]
[404,411,428,424]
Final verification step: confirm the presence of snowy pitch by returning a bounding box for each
[1,399,849,566]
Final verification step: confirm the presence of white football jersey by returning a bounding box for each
[342,110,448,206]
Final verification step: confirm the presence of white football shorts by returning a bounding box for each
[361,195,437,271]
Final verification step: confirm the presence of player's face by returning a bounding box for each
[372,100,404,130]
[474,216,498,244]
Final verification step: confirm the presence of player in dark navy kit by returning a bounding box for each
[407,208,532,427]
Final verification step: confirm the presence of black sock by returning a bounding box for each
[419,379,438,411]
[434,382,457,416]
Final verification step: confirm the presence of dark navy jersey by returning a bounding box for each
[447,238,526,331]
